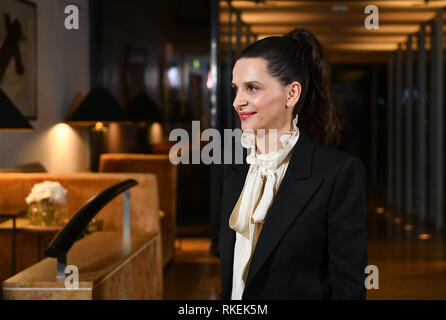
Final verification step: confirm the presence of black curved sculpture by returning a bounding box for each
[44,179,138,278]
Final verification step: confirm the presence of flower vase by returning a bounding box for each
[27,199,67,226]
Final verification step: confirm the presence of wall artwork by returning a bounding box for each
[0,0,37,119]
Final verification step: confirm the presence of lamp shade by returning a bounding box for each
[126,92,163,123]
[0,87,33,130]
[65,86,129,125]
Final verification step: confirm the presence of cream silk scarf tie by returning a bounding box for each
[229,113,300,238]
[229,114,300,299]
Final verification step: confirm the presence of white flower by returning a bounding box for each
[25,181,67,205]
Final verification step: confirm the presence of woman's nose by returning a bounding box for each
[233,92,247,111]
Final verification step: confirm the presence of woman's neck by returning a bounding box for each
[255,122,293,155]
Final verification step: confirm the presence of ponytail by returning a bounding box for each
[238,28,343,146]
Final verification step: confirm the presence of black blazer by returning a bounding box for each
[218,128,368,300]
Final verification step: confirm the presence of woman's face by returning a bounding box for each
[232,57,299,133]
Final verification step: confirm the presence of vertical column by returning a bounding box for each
[395,44,403,215]
[433,10,444,230]
[243,24,247,46]
[210,0,220,130]
[123,190,131,235]
[226,5,233,129]
[371,65,378,188]
[405,35,414,217]
[209,0,221,252]
[236,9,242,57]
[416,23,427,223]
[387,53,394,210]
[233,9,242,129]
[249,26,253,45]
[89,0,102,87]
[429,19,437,225]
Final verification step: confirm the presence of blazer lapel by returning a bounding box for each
[244,129,324,291]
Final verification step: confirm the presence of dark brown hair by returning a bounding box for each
[238,28,343,146]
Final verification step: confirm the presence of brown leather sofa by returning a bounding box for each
[99,154,178,267]
[0,172,163,299]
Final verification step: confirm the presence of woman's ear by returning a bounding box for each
[286,81,302,108]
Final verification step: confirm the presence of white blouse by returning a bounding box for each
[229,113,300,300]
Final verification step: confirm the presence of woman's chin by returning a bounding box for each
[241,124,256,132]
[240,120,259,132]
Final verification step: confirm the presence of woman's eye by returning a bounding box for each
[248,85,257,92]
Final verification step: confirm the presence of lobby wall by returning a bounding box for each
[0,0,91,173]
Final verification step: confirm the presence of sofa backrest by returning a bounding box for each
[99,154,177,224]
[0,172,160,236]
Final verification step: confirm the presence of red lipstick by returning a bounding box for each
[239,111,257,121]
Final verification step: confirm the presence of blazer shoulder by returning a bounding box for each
[312,141,365,177]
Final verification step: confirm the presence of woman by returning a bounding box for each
[218,28,368,300]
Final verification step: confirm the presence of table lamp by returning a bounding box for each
[65,86,130,171]
[126,91,163,151]
[127,91,162,123]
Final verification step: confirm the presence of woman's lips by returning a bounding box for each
[239,112,257,121]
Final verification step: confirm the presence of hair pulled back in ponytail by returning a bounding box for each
[237,28,343,146]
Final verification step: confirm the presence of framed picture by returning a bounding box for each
[0,0,37,119]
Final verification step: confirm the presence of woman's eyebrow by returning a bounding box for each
[244,80,262,86]
[231,80,262,88]
[232,81,261,87]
